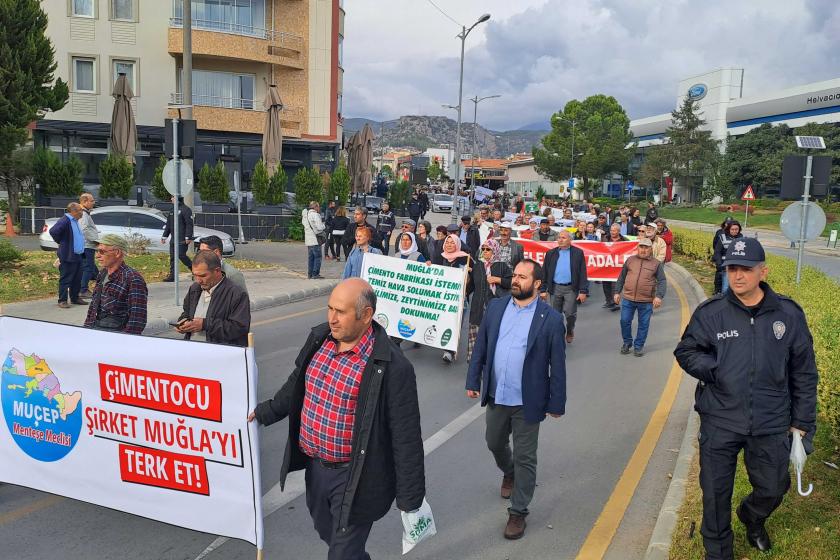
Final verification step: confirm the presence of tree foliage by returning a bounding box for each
[150,156,169,201]
[427,160,442,183]
[328,164,351,205]
[533,94,634,199]
[660,98,721,203]
[197,162,229,203]
[251,160,271,205]
[293,167,323,206]
[387,180,411,212]
[0,148,34,221]
[269,165,288,204]
[33,148,83,197]
[98,155,134,199]
[0,0,69,222]
[380,165,394,180]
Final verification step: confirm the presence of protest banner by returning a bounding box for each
[361,253,467,350]
[0,316,264,551]
[516,239,639,281]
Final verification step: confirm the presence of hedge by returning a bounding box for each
[671,226,840,439]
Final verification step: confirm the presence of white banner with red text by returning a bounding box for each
[361,252,467,350]
[517,239,639,281]
[0,316,264,548]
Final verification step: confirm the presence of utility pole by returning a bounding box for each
[182,0,194,209]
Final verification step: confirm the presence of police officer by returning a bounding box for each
[674,238,817,560]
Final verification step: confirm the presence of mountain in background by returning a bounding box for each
[343,115,549,158]
[518,120,551,131]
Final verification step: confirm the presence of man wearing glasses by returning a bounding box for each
[83,234,148,334]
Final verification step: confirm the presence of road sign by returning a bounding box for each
[163,159,194,197]
[780,201,826,242]
[741,185,755,200]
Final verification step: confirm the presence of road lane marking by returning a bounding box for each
[574,274,690,560]
[191,402,485,559]
[0,495,63,526]
[251,306,324,327]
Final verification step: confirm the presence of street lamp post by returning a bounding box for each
[451,13,491,222]
[469,94,501,202]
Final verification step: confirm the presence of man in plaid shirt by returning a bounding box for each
[84,234,148,335]
[250,278,425,559]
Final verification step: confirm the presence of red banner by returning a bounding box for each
[517,240,639,281]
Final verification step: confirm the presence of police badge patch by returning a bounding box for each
[773,321,786,340]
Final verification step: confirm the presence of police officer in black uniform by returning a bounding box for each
[674,237,817,560]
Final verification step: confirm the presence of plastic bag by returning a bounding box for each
[400,498,436,554]
[790,431,813,496]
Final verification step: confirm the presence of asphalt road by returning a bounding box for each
[0,276,697,560]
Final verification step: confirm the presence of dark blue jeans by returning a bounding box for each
[307,244,322,277]
[80,248,98,292]
[620,299,653,350]
[58,259,82,303]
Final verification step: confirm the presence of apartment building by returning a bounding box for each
[36,0,344,190]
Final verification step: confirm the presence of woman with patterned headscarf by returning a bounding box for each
[432,233,471,363]
[465,237,512,361]
[396,232,424,262]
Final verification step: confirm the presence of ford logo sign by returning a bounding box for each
[687,83,707,101]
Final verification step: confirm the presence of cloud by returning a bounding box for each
[342,0,840,130]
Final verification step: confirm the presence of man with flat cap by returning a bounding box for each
[459,215,481,257]
[84,234,148,334]
[675,237,817,560]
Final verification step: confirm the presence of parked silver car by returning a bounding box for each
[431,193,453,213]
[39,206,235,255]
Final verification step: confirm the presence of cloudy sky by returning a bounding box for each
[342,0,840,131]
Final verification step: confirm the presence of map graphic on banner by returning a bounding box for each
[2,349,83,462]
[0,317,264,548]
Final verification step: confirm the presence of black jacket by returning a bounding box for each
[163,205,194,243]
[178,277,251,346]
[645,207,659,224]
[542,245,589,295]
[343,219,384,252]
[407,199,422,218]
[467,261,512,325]
[713,232,743,267]
[254,322,425,528]
[675,284,817,443]
[459,226,481,257]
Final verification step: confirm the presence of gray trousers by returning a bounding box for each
[485,401,540,516]
[551,283,578,334]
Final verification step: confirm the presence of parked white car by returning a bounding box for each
[39,206,235,255]
[431,193,454,213]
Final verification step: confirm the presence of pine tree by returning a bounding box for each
[0,0,69,221]
[661,97,720,202]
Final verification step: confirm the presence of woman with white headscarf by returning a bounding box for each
[431,233,471,363]
[395,232,425,262]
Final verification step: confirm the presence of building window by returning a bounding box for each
[179,69,255,109]
[338,35,344,67]
[112,0,134,21]
[113,60,136,93]
[72,0,95,17]
[172,0,266,37]
[72,57,96,92]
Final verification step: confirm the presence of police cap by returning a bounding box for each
[724,237,766,268]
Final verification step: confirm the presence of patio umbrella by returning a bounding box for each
[346,131,360,193]
[354,123,375,193]
[262,85,284,174]
[110,74,137,163]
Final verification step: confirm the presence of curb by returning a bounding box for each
[142,280,339,336]
[644,262,707,560]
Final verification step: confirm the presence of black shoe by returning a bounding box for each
[633,347,645,357]
[620,344,631,355]
[312,275,325,279]
[71,298,89,305]
[162,276,174,282]
[737,505,772,552]
[610,304,620,312]
[602,302,612,308]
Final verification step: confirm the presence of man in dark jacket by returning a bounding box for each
[541,231,588,343]
[459,215,481,256]
[674,238,817,560]
[161,196,194,282]
[175,251,250,346]
[466,260,566,540]
[418,190,429,219]
[407,192,422,223]
[644,201,659,224]
[343,206,384,254]
[250,279,425,559]
[601,223,628,311]
[49,202,87,308]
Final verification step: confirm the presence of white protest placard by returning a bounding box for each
[361,253,467,350]
[0,317,264,549]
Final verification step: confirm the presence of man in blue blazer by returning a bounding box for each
[49,202,87,308]
[466,259,567,540]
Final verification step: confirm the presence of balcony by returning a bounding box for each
[168,93,303,137]
[168,19,304,69]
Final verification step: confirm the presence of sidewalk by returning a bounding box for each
[2,264,339,336]
[665,218,839,257]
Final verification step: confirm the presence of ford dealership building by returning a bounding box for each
[629,68,840,201]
